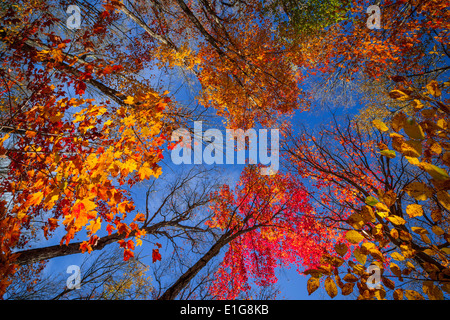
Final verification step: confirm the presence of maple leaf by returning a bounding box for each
[124,249,134,261]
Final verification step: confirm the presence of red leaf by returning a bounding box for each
[123,249,134,261]
[152,248,161,263]
[75,82,86,95]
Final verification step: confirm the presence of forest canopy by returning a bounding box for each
[0,0,449,301]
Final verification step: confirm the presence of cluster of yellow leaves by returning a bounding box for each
[305,79,450,300]
[2,90,169,255]
[102,258,154,300]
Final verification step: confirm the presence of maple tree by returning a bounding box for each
[156,165,340,300]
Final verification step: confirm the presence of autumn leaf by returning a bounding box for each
[382,276,395,290]
[426,80,441,97]
[417,162,449,181]
[372,119,389,132]
[431,226,445,236]
[393,289,404,300]
[390,263,402,278]
[152,248,162,263]
[411,226,428,235]
[389,89,410,101]
[391,112,407,132]
[343,274,358,283]
[406,204,424,218]
[387,215,406,225]
[381,190,397,207]
[341,283,354,296]
[379,149,396,159]
[347,213,365,230]
[345,230,364,244]
[403,119,425,140]
[354,247,367,265]
[391,252,405,261]
[324,277,338,299]
[27,192,44,207]
[403,182,433,201]
[307,277,320,295]
[436,191,450,212]
[334,243,348,257]
[124,96,135,105]
[404,290,425,300]
[365,196,379,206]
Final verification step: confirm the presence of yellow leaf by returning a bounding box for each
[417,162,449,181]
[347,213,365,230]
[430,141,442,155]
[405,156,420,165]
[393,289,404,300]
[372,119,389,132]
[341,282,354,296]
[426,80,441,97]
[387,215,406,225]
[324,277,338,299]
[406,204,424,218]
[124,96,135,105]
[375,202,390,213]
[391,252,405,261]
[86,217,101,235]
[354,247,367,265]
[382,190,397,207]
[138,163,154,180]
[346,230,364,244]
[390,228,399,239]
[379,149,396,159]
[410,99,424,110]
[369,248,384,261]
[360,206,376,223]
[403,140,422,157]
[307,277,320,295]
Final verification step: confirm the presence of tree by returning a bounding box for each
[157,165,339,300]
[282,78,450,299]
[275,0,450,115]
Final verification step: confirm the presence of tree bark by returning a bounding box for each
[14,220,178,265]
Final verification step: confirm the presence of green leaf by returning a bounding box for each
[403,119,425,140]
[365,196,379,206]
